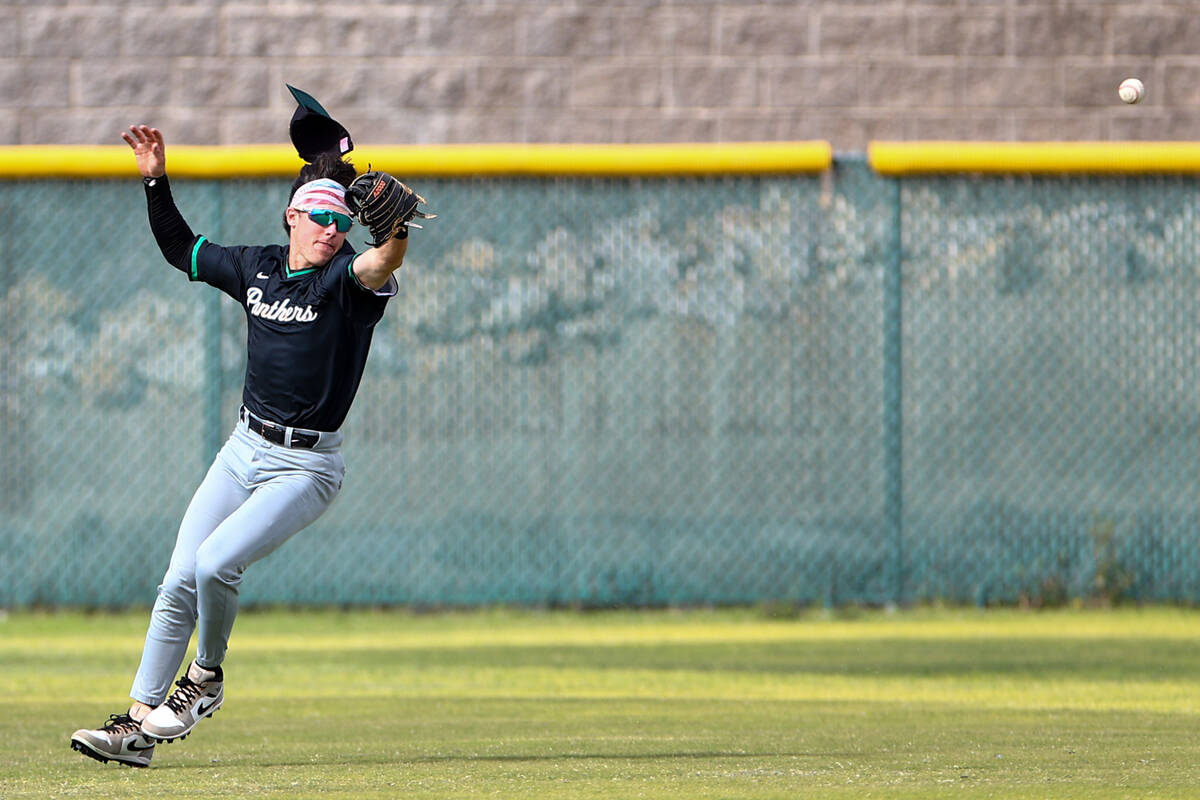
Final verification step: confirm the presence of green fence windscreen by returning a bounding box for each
[0,161,1195,607]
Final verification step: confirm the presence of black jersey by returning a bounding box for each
[188,236,395,431]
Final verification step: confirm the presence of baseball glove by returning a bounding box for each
[345,170,435,247]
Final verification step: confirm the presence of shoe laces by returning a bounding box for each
[163,676,203,714]
[100,713,141,735]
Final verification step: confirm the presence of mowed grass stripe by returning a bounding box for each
[7,607,1200,651]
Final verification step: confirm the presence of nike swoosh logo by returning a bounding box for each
[256,272,269,279]
[197,698,219,716]
[127,741,155,752]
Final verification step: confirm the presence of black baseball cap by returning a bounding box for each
[287,84,354,163]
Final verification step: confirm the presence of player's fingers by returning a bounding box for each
[123,125,147,146]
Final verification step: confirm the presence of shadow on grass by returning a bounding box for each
[147,749,843,770]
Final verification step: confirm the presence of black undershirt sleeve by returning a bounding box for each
[143,174,197,273]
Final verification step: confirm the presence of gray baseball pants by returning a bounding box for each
[130,415,345,706]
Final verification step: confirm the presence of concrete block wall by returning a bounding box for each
[0,0,1196,151]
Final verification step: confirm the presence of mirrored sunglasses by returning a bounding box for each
[306,209,353,232]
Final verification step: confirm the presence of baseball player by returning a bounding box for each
[70,93,430,767]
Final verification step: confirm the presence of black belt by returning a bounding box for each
[240,407,321,449]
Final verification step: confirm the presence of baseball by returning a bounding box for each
[1118,77,1144,104]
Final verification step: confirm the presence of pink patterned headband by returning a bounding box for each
[288,178,351,216]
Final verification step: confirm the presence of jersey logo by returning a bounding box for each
[246,287,318,323]
[256,272,269,280]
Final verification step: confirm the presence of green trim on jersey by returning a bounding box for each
[190,236,208,281]
[347,254,369,292]
[284,264,317,280]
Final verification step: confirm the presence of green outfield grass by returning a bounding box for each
[2,606,1200,798]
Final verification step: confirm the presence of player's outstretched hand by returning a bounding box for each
[121,125,166,179]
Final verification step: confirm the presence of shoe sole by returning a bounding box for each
[70,739,151,768]
[142,701,222,744]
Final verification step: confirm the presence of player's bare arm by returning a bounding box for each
[121,125,166,179]
[352,235,408,291]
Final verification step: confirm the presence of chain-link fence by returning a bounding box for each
[1,160,1196,608]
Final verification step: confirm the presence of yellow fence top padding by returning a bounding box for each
[0,141,833,179]
[869,141,1200,175]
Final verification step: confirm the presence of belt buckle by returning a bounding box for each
[260,419,284,445]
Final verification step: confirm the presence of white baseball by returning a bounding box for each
[1118,77,1144,104]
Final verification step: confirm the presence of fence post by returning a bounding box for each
[884,177,904,606]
